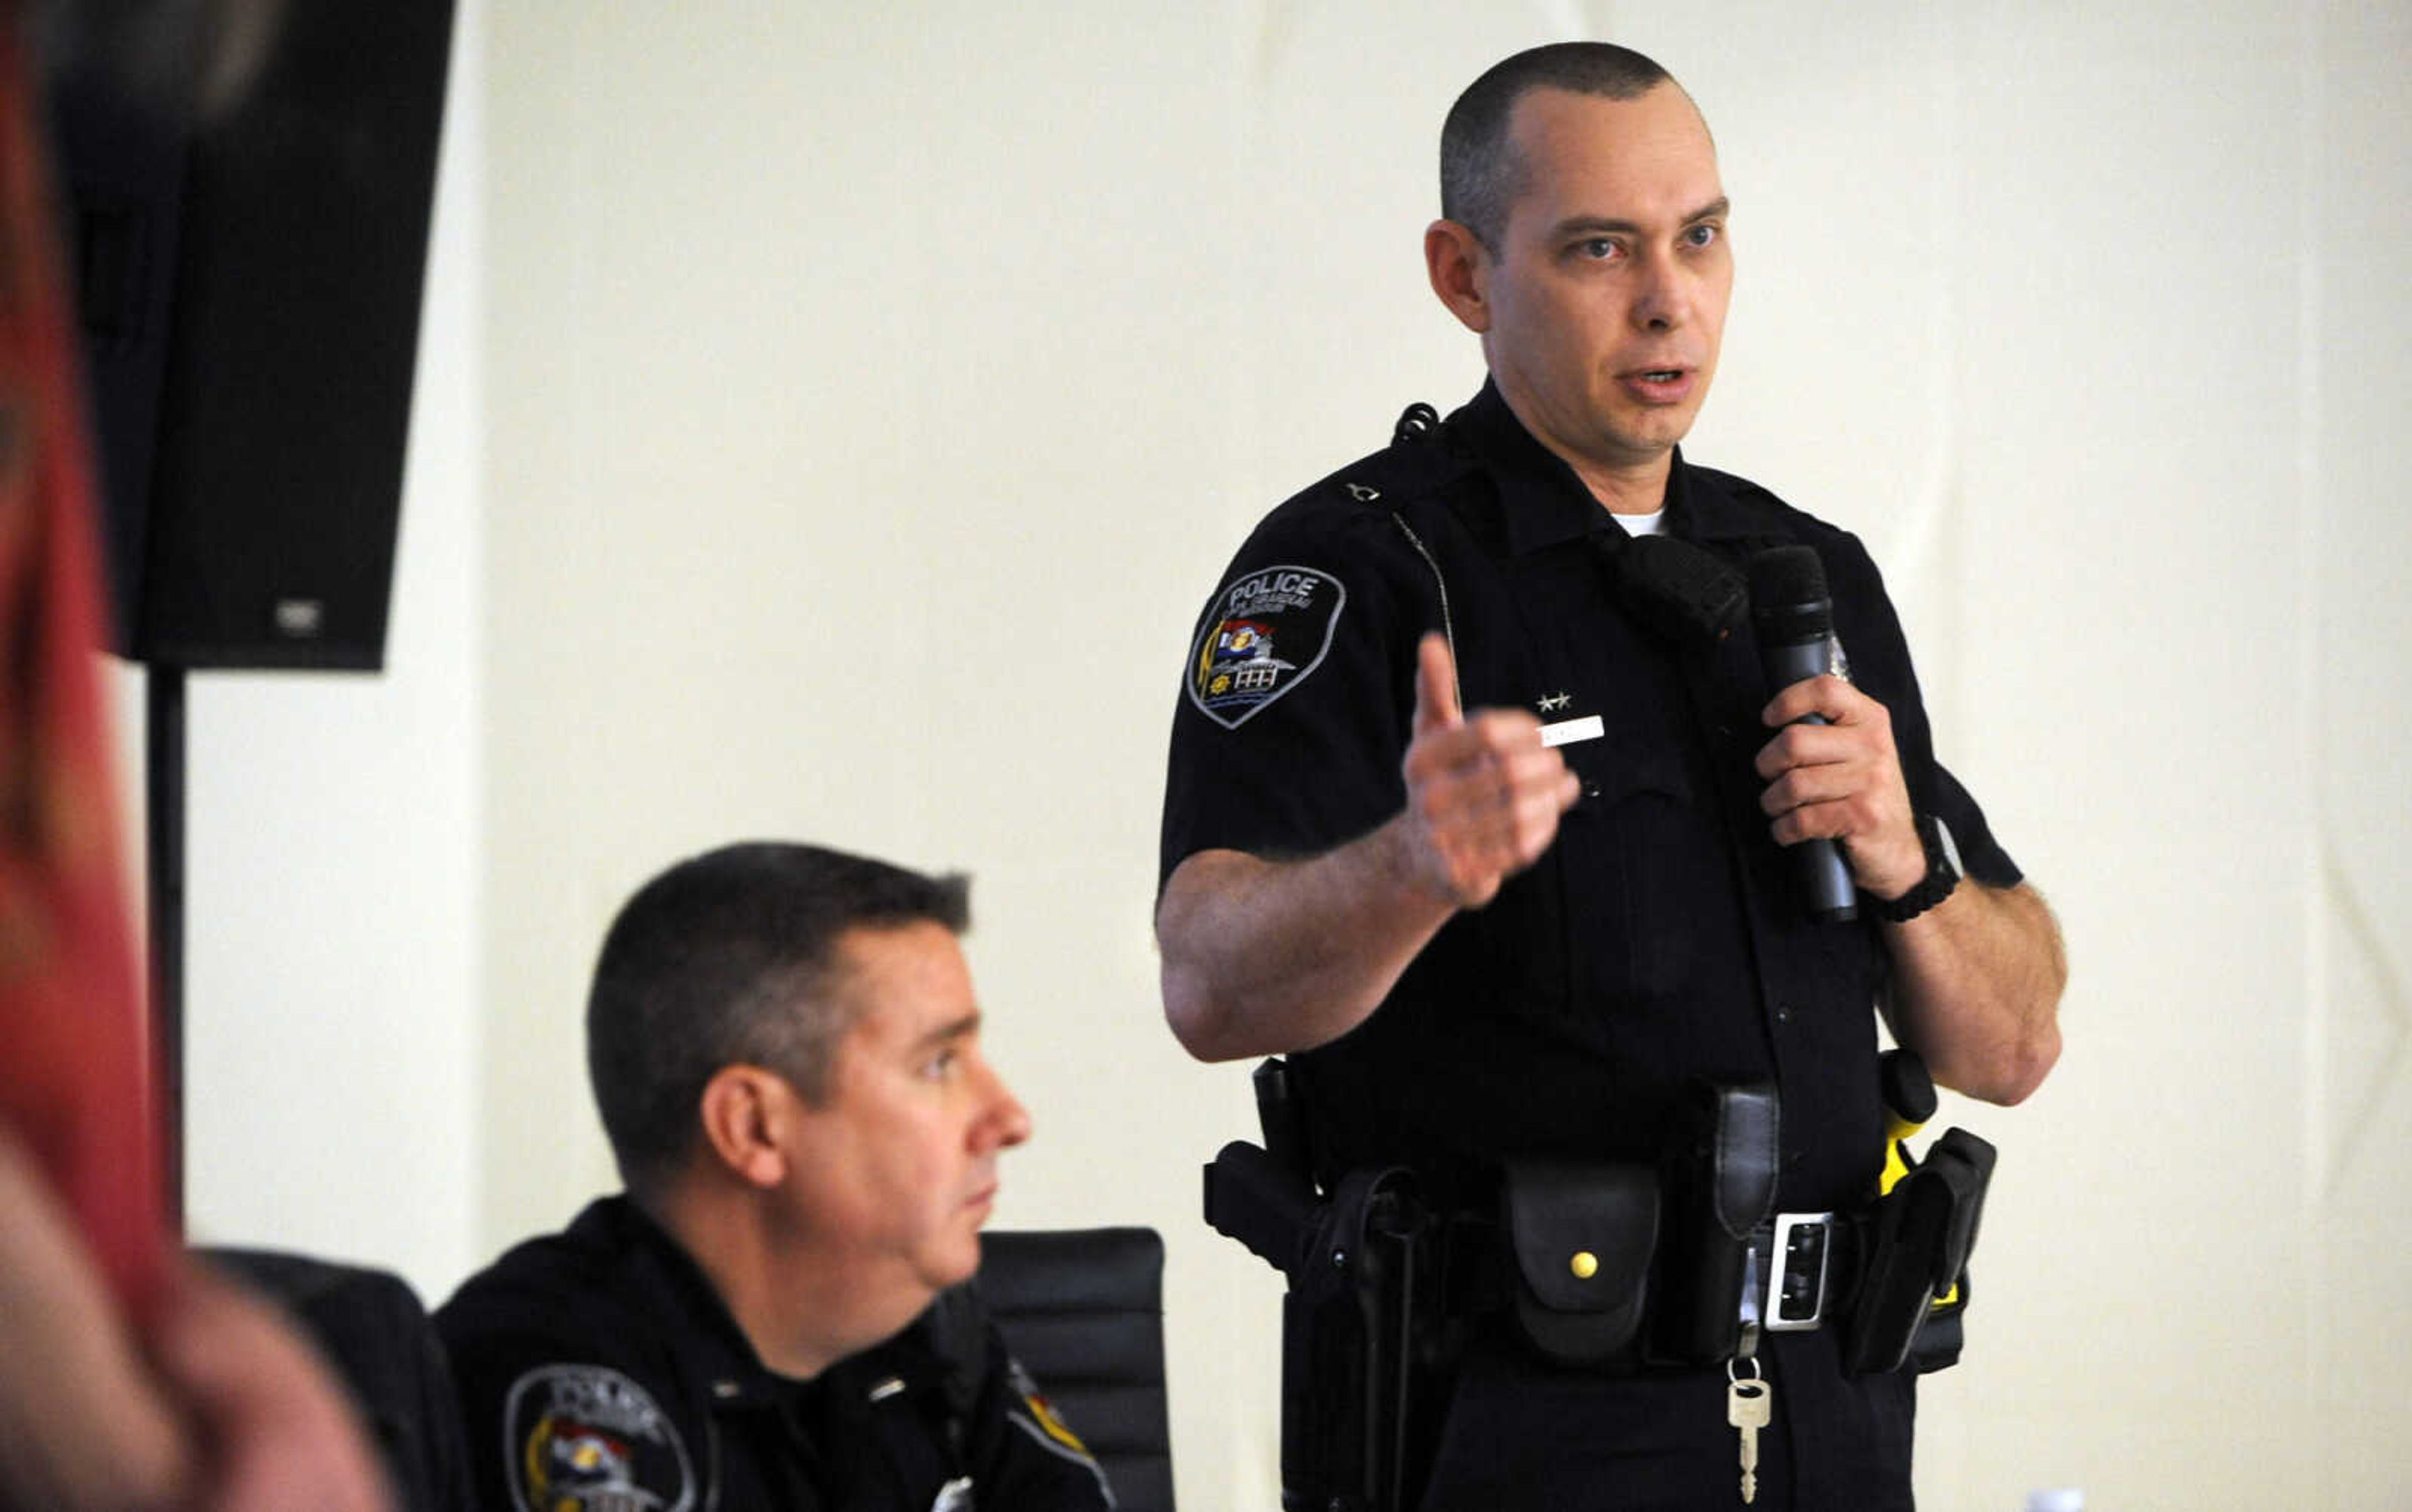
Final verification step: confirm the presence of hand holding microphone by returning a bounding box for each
[1747,548,1926,918]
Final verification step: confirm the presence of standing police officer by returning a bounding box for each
[438,843,1113,1511]
[1158,42,2066,1509]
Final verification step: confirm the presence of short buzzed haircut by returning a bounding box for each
[1440,41,1678,253]
[585,841,970,1193]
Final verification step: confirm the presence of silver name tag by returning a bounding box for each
[1540,715,1604,748]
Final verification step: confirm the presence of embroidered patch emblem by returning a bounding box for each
[1185,563,1347,729]
[504,1364,695,1512]
[1005,1357,1114,1501]
[1007,1358,1094,1459]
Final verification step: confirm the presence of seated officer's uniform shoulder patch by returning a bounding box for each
[503,1362,695,1512]
[1004,1356,1105,1474]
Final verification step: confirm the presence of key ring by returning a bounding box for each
[1727,1356,1762,1385]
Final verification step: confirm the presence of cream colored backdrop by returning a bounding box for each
[156,3,2411,1509]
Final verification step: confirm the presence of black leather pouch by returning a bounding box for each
[1844,1126,1996,1374]
[1648,1080,1781,1364]
[1498,1157,1660,1368]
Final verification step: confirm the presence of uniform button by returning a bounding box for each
[1774,1004,1793,1026]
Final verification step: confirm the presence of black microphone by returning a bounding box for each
[1748,546,1857,923]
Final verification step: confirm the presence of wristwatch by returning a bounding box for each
[1870,812,1961,923]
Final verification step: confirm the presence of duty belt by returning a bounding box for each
[1462,1195,1870,1365]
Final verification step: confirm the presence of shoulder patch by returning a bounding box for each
[1185,563,1347,729]
[1005,1357,1112,1501]
[1006,1357,1094,1460]
[503,1363,695,1512]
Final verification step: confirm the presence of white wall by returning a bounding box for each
[163,2,2411,1508]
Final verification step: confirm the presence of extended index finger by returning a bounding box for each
[1412,631,1462,736]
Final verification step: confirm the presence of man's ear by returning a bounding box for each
[697,1065,793,1189]
[1425,219,1492,334]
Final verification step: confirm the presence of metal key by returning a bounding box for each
[1727,1374,1771,1504]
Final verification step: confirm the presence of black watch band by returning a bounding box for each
[1870,813,1960,924]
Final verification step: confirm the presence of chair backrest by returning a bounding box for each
[198,1248,474,1512]
[979,1226,1175,1512]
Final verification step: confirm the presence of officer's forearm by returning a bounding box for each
[1156,828,1458,1063]
[1881,880,2066,1105]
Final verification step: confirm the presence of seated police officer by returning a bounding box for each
[437,842,1112,1511]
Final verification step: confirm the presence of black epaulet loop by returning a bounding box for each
[1391,401,1442,446]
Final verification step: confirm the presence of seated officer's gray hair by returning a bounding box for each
[585,841,970,1192]
[1440,41,1677,255]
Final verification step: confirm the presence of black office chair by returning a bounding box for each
[979,1227,1175,1512]
[200,1248,474,1512]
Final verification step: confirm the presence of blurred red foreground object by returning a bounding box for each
[0,14,168,1317]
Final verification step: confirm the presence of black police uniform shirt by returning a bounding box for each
[434,1197,1114,1512]
[1160,380,2021,1509]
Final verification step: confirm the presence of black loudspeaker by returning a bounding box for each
[48,0,456,670]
